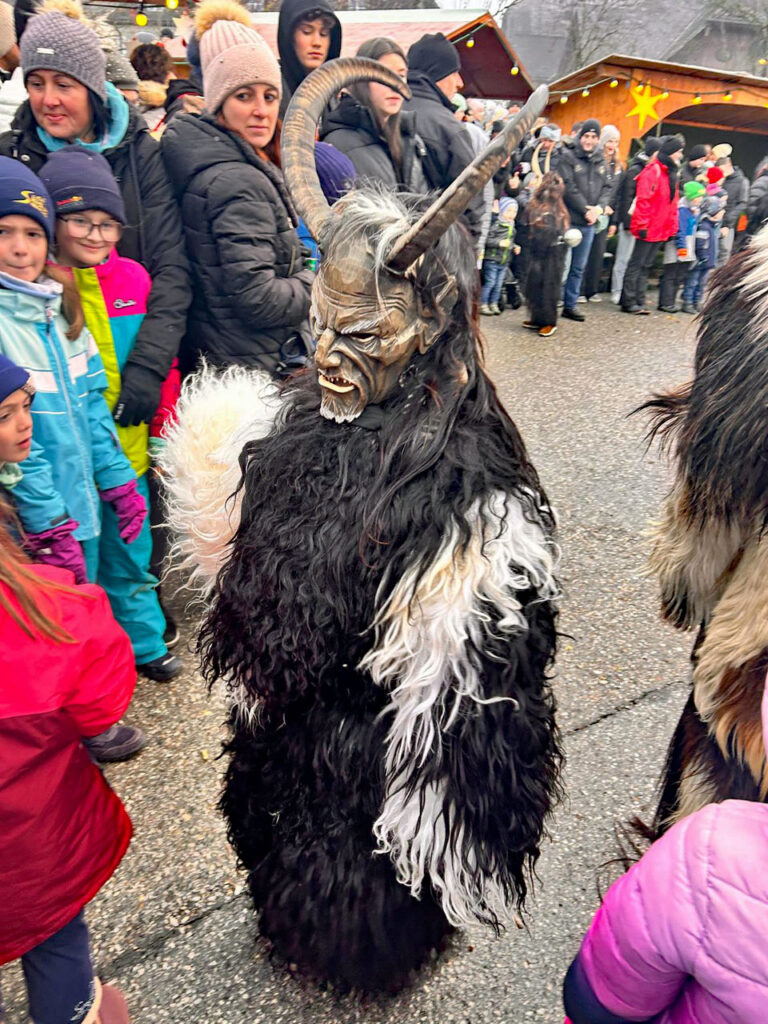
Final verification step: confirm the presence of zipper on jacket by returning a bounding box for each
[44,306,100,532]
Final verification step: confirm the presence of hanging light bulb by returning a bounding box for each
[661,90,669,99]
[510,64,519,76]
[581,87,590,97]
[609,78,618,88]
[760,57,768,65]
[723,90,733,100]
[559,93,568,104]
[693,93,702,104]
[466,37,474,48]
[135,8,148,25]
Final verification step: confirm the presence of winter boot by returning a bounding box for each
[489,303,501,315]
[84,724,148,764]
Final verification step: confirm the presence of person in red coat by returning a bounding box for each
[0,495,136,1024]
[620,135,683,315]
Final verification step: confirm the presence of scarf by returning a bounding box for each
[36,82,130,155]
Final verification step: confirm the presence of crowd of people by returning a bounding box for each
[0,0,767,1020]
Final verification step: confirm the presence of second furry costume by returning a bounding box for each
[645,225,768,829]
[163,64,561,992]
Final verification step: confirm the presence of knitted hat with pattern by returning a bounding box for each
[21,1,106,102]
[0,155,55,240]
[196,0,280,114]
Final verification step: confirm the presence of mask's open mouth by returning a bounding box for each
[318,372,356,394]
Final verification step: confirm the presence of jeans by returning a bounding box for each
[481,260,508,306]
[562,225,595,309]
[658,260,692,308]
[682,265,710,305]
[0,912,95,1024]
[620,238,661,309]
[716,226,734,266]
[610,224,635,299]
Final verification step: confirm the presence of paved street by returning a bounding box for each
[2,298,699,1023]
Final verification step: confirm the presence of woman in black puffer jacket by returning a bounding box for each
[321,37,430,194]
[162,0,313,377]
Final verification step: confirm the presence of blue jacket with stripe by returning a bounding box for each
[0,273,135,540]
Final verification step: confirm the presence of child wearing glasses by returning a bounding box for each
[37,146,181,696]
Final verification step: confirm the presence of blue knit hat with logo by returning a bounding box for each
[0,354,31,405]
[0,156,54,240]
[39,147,126,224]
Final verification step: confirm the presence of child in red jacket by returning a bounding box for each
[0,494,135,1024]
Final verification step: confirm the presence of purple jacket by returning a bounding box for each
[564,682,768,1023]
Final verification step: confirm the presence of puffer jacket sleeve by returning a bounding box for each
[83,331,137,492]
[206,165,313,330]
[123,134,191,381]
[9,437,68,534]
[61,579,136,737]
[563,807,715,1023]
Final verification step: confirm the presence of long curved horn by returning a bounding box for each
[282,58,410,243]
[387,84,549,273]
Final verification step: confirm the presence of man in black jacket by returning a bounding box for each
[609,135,662,303]
[405,32,484,245]
[558,119,613,321]
[679,144,707,187]
[716,154,749,265]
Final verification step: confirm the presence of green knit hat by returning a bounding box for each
[683,180,705,201]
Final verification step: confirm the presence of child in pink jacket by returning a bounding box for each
[563,679,768,1023]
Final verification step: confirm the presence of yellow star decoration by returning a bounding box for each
[626,84,666,131]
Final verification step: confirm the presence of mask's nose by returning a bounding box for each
[315,329,341,368]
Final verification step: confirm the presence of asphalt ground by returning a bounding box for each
[2,294,698,1023]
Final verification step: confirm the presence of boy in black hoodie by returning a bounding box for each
[277,0,341,117]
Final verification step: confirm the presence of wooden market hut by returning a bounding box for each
[547,54,768,172]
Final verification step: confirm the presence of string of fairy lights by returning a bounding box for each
[451,20,768,106]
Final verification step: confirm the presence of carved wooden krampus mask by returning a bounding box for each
[282,60,548,423]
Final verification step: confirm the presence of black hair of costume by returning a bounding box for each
[197,216,563,992]
[522,211,567,328]
[640,228,768,833]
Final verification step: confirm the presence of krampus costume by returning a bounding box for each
[163,64,561,992]
[646,228,768,830]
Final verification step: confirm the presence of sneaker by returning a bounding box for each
[680,302,697,314]
[586,294,602,303]
[562,307,586,322]
[480,303,494,316]
[611,292,621,304]
[99,981,131,1023]
[539,325,557,337]
[622,304,643,314]
[658,305,680,313]
[489,303,501,315]
[576,295,588,303]
[84,724,148,763]
[138,652,182,682]
[521,320,540,330]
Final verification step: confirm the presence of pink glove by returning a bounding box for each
[25,518,87,584]
[100,479,147,544]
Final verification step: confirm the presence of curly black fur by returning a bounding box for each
[640,244,768,527]
[199,216,561,992]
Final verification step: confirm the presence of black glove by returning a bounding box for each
[114,363,164,427]
[638,229,647,241]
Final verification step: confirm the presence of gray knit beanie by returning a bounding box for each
[21,9,106,102]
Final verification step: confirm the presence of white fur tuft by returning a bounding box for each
[362,490,559,925]
[157,362,283,595]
